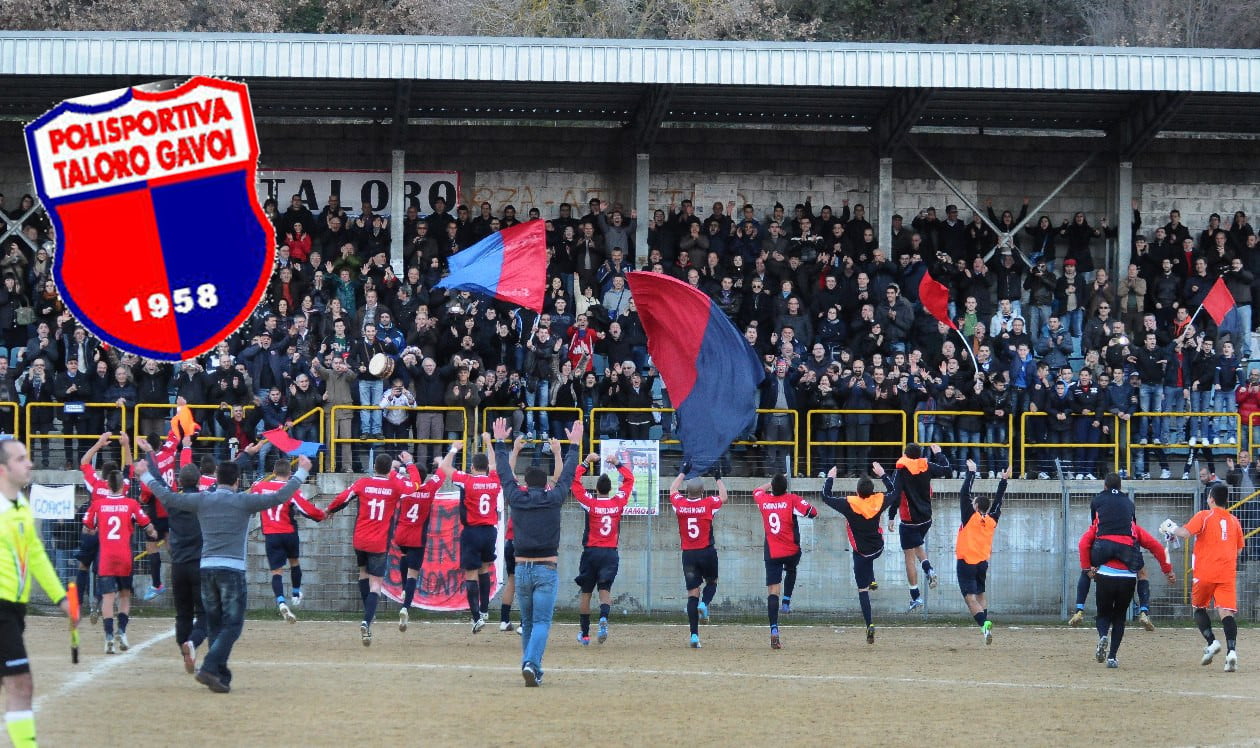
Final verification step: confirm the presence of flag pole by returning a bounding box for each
[954,325,979,372]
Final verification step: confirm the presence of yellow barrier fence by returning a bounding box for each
[480,406,586,453]
[739,408,799,475]
[912,410,1014,470]
[804,409,905,477]
[25,401,127,465]
[1020,411,1120,477]
[589,407,678,456]
[328,405,467,472]
[0,401,16,437]
[131,403,255,453]
[1125,412,1240,475]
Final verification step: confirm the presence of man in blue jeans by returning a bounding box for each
[490,416,581,687]
[137,454,311,693]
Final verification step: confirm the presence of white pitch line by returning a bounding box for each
[231,659,1260,703]
[34,628,176,711]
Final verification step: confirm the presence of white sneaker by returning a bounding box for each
[278,602,296,624]
[399,607,409,632]
[1160,469,1171,479]
[1189,436,1197,447]
[1139,437,1148,445]
[1213,436,1222,445]
[1037,472,1050,480]
[499,620,515,632]
[1153,438,1162,444]
[1202,640,1222,665]
[1075,473,1084,480]
[291,591,302,608]
[1225,650,1238,672]
[927,571,939,590]
[181,641,196,674]
[117,632,129,651]
[1096,636,1108,663]
[472,616,486,634]
[1084,473,1096,480]
[1181,471,1191,480]
[360,621,372,647]
[105,638,115,655]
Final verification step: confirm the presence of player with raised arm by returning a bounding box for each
[397,446,458,632]
[450,438,503,633]
[83,465,157,653]
[325,451,420,645]
[1070,474,1158,631]
[1078,514,1175,668]
[572,452,633,645]
[753,473,817,649]
[1163,483,1245,672]
[135,431,181,601]
[77,432,127,625]
[498,435,563,634]
[957,460,1009,645]
[252,456,328,623]
[875,442,951,611]
[669,465,726,649]
[819,469,893,643]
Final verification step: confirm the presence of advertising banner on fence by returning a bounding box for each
[599,439,660,515]
[256,169,461,216]
[380,491,504,611]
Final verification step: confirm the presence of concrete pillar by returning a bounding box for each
[877,157,893,251]
[634,153,650,263]
[1117,161,1134,273]
[390,148,405,275]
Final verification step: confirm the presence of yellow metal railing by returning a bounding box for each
[804,409,905,477]
[328,405,467,472]
[1125,412,1241,475]
[0,401,16,437]
[1020,411,1120,476]
[588,407,678,454]
[131,403,254,453]
[25,401,127,458]
[481,406,586,453]
[912,410,1014,470]
[739,408,799,475]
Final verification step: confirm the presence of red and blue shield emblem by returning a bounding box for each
[24,77,272,360]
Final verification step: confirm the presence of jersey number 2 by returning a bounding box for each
[106,516,122,541]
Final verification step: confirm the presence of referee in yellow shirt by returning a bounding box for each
[0,439,76,746]
[957,459,1008,646]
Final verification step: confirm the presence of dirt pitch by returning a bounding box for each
[20,616,1260,746]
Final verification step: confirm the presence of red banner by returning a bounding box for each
[380,493,504,611]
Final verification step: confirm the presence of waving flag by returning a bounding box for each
[435,219,546,312]
[1200,276,1235,326]
[919,273,956,330]
[260,427,323,458]
[626,272,764,477]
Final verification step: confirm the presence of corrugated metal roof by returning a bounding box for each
[3,32,1260,93]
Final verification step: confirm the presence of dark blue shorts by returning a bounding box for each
[681,547,719,591]
[899,521,932,551]
[76,532,98,567]
[399,545,424,572]
[97,576,133,595]
[575,547,619,592]
[355,549,388,578]
[265,532,300,570]
[460,524,498,570]
[956,559,989,596]
[504,540,516,576]
[764,552,801,587]
[852,550,881,589]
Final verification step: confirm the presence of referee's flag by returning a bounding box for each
[625,271,764,477]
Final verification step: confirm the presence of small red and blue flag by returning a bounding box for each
[260,427,324,459]
[625,271,764,477]
[435,219,546,312]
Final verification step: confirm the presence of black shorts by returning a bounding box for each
[504,540,516,576]
[97,575,133,595]
[1090,538,1143,573]
[264,532,300,570]
[764,552,801,587]
[852,550,881,589]
[681,547,719,591]
[0,602,29,677]
[76,532,99,567]
[956,559,989,596]
[460,525,498,570]
[150,517,169,540]
[355,549,388,578]
[399,545,424,572]
[899,521,932,551]
[575,547,620,593]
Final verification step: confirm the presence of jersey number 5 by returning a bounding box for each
[686,517,700,539]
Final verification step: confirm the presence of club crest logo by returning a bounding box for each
[24,77,273,360]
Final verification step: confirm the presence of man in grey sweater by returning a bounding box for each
[137,454,311,693]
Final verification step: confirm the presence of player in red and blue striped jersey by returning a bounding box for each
[396,446,460,632]
[753,474,817,649]
[251,457,327,623]
[572,453,633,645]
[669,466,726,649]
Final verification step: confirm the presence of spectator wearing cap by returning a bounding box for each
[239,330,289,403]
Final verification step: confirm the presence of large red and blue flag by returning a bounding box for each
[260,427,324,459]
[435,219,546,312]
[24,77,273,361]
[625,271,764,477]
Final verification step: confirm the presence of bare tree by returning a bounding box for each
[1076,0,1260,47]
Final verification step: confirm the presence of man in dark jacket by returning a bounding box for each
[873,442,951,612]
[490,417,581,687]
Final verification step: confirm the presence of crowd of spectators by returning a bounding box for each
[2,186,1259,485]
